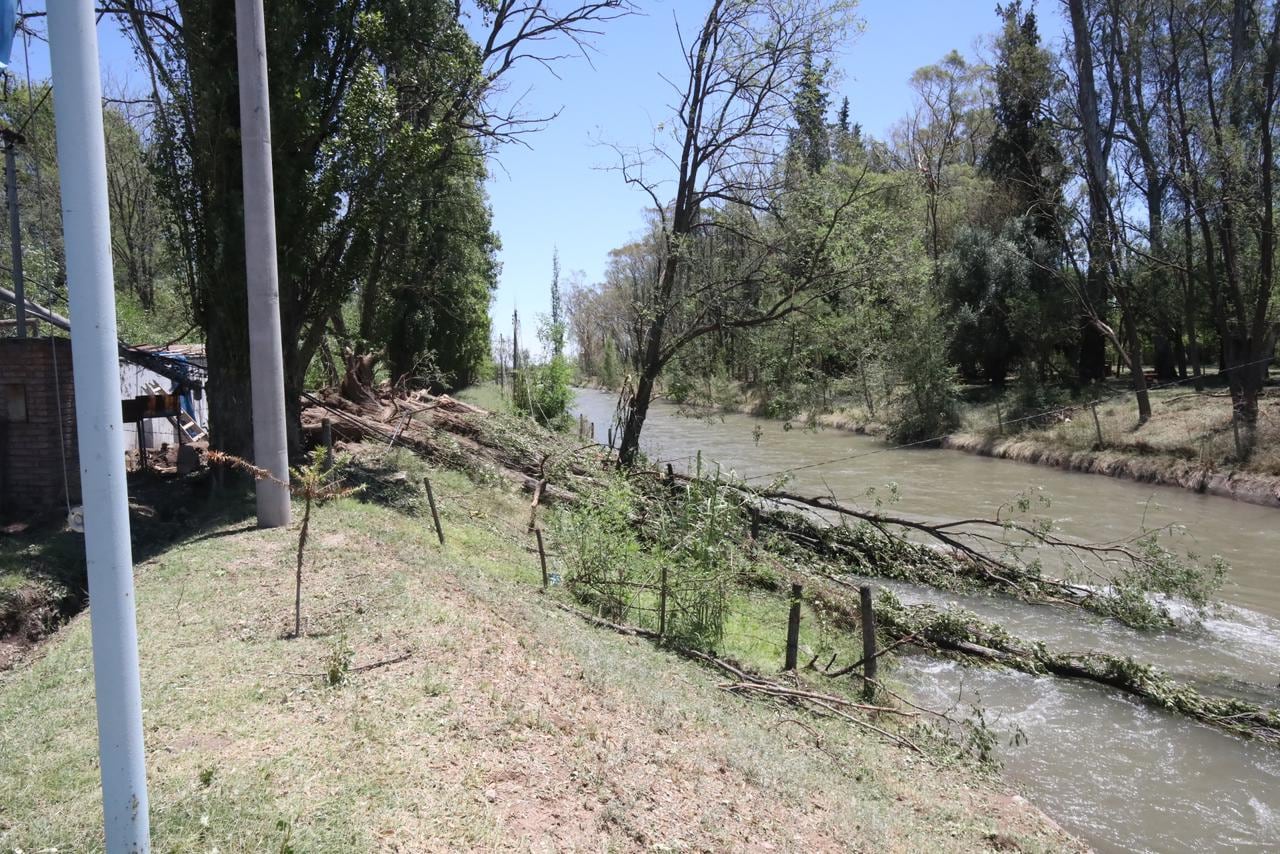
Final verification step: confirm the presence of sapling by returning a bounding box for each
[208,448,357,637]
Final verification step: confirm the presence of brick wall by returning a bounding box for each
[0,337,80,515]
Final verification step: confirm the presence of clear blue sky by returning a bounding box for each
[15,0,1068,349]
[483,0,1067,346]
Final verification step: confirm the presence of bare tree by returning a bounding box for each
[1064,0,1153,421]
[611,0,859,467]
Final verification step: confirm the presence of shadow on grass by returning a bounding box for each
[0,470,257,640]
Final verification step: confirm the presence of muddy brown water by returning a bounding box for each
[572,388,1280,853]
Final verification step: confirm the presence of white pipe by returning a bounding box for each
[235,0,291,527]
[46,2,150,851]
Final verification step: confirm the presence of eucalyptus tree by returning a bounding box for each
[898,51,993,283]
[611,0,860,467]
[1064,0,1154,420]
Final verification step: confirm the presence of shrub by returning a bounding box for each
[556,465,738,647]
[513,354,574,428]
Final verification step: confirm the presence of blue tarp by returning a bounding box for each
[0,1,16,70]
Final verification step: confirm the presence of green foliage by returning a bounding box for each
[649,461,742,645]
[323,634,354,687]
[885,293,961,444]
[789,48,831,175]
[1098,536,1228,630]
[549,249,566,357]
[1003,369,1067,432]
[557,466,741,648]
[557,476,653,624]
[114,286,196,345]
[598,338,622,389]
[513,355,574,429]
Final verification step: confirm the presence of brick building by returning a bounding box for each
[0,337,80,516]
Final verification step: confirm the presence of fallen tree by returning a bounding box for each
[299,389,594,504]
[665,471,1225,630]
[799,575,1280,747]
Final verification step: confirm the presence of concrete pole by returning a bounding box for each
[46,2,150,850]
[4,132,26,338]
[235,0,290,527]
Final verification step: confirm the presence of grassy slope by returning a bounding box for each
[0,464,1078,852]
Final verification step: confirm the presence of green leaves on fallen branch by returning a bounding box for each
[861,586,1280,748]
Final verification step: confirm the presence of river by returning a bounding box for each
[571,388,1280,853]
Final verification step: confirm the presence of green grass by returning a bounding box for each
[953,381,1280,477]
[0,457,1080,852]
[454,381,514,415]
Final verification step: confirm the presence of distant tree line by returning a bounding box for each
[567,0,1280,461]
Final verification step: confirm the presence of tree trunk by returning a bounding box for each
[618,368,658,468]
[205,313,256,460]
[1128,321,1152,423]
[1182,208,1204,391]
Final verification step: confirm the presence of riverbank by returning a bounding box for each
[944,384,1280,508]
[584,378,1280,507]
[941,432,1280,508]
[0,437,1078,850]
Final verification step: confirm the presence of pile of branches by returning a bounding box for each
[300,388,597,503]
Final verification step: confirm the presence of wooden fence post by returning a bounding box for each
[321,417,333,468]
[527,479,546,533]
[658,564,669,639]
[590,421,596,441]
[859,585,877,697]
[578,414,586,440]
[535,528,549,591]
[784,583,802,671]
[750,506,761,541]
[423,477,444,545]
[1090,402,1104,449]
[995,402,1004,435]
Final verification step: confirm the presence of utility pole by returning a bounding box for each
[512,309,520,374]
[47,2,150,850]
[496,333,507,391]
[2,128,26,337]
[235,0,290,527]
